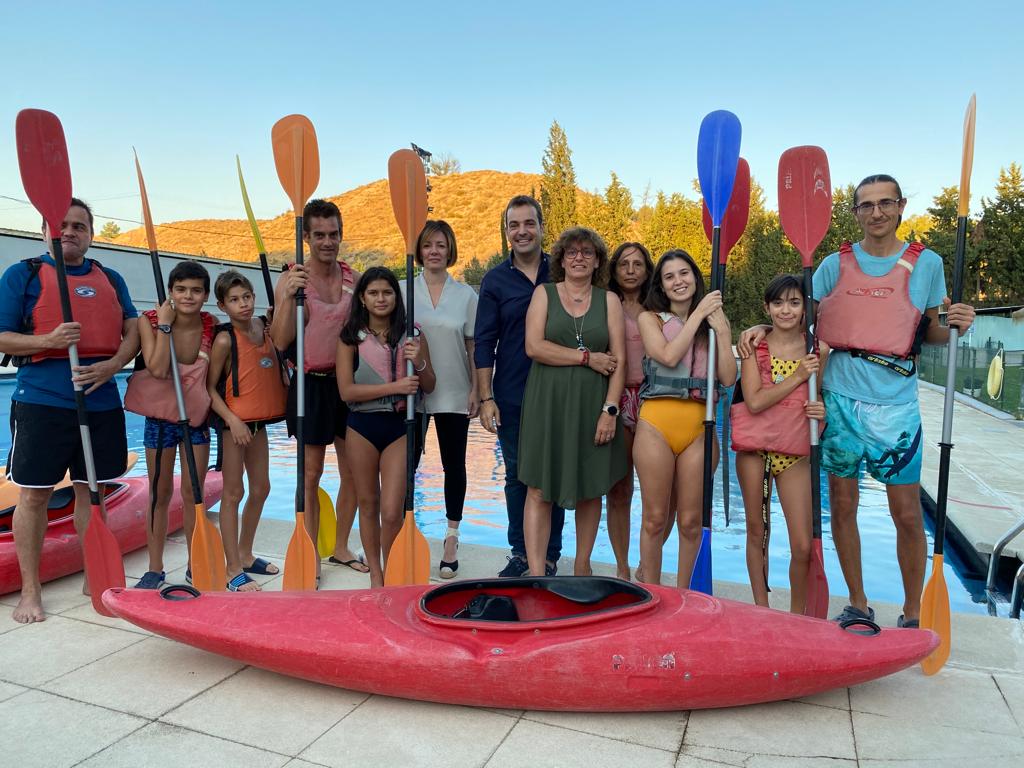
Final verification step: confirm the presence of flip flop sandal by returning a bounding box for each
[227,572,257,592]
[832,604,875,623]
[243,557,279,575]
[328,556,370,573]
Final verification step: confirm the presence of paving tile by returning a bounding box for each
[994,673,1024,736]
[488,718,675,768]
[301,695,514,768]
[794,685,850,710]
[0,615,142,687]
[123,538,189,581]
[162,666,367,755]
[284,761,331,768]
[59,601,154,635]
[0,689,146,768]
[685,700,855,759]
[0,605,24,633]
[853,710,1024,763]
[77,721,290,768]
[0,679,26,702]
[678,748,858,768]
[0,571,91,614]
[851,666,1019,735]
[523,709,686,752]
[42,635,244,717]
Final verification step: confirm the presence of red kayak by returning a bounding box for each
[1,472,224,595]
[103,576,938,711]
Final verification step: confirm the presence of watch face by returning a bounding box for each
[605,405,618,416]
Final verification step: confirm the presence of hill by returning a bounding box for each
[105,170,543,276]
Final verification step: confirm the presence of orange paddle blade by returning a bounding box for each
[384,514,430,586]
[283,512,318,590]
[84,503,126,617]
[958,95,977,218]
[271,115,320,216]
[189,504,226,592]
[133,149,159,253]
[804,541,830,619]
[920,553,951,674]
[387,149,428,255]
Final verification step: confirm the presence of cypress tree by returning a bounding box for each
[540,121,577,248]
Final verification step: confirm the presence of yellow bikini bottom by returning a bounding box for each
[638,398,705,456]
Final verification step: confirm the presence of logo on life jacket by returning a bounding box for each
[74,285,97,298]
[847,286,895,298]
[259,356,274,368]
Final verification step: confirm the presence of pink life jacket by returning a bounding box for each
[816,241,925,361]
[638,312,714,402]
[123,311,216,427]
[292,260,355,372]
[346,326,418,413]
[730,339,822,457]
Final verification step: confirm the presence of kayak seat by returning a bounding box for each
[451,594,519,622]
[0,485,77,531]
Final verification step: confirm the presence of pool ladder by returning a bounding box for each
[985,514,1024,619]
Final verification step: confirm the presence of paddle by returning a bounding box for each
[133,150,226,593]
[317,486,337,559]
[921,94,976,675]
[778,145,833,619]
[384,148,430,586]
[236,156,276,307]
[15,109,125,616]
[271,115,320,591]
[701,157,751,526]
[691,110,742,595]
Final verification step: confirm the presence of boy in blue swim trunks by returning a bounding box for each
[741,174,975,628]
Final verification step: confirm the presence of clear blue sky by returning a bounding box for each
[1,0,1019,235]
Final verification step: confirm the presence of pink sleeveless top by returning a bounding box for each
[623,311,644,386]
[302,260,355,372]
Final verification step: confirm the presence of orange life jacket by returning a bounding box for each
[218,318,288,422]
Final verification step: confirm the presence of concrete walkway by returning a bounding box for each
[2,519,1023,768]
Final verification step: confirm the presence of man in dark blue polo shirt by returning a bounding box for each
[474,195,564,576]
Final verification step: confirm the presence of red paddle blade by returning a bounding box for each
[84,505,126,617]
[15,109,72,233]
[778,146,832,266]
[388,149,428,255]
[804,540,830,619]
[702,157,751,263]
[271,115,320,216]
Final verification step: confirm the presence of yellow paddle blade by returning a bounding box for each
[189,503,226,592]
[958,95,976,218]
[271,115,320,216]
[987,351,1004,400]
[384,514,430,586]
[920,553,951,675]
[283,512,318,590]
[132,149,159,253]
[236,155,267,254]
[387,149,428,255]
[317,486,337,558]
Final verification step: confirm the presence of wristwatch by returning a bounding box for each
[601,403,619,417]
[156,324,172,335]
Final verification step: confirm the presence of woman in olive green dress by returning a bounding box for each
[519,227,628,577]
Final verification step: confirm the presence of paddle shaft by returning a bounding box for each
[405,251,415,514]
[259,255,275,309]
[801,266,823,539]
[701,227,722,529]
[294,217,305,516]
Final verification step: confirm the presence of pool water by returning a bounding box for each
[1,376,991,614]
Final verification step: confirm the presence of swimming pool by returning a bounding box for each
[1,375,991,614]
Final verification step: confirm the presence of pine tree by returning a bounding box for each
[815,184,862,263]
[540,121,577,248]
[602,172,635,250]
[975,163,1024,306]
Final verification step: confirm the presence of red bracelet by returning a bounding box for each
[580,349,590,367]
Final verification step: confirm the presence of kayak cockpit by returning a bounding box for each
[420,576,654,624]
[0,482,126,534]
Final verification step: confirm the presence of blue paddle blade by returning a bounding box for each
[689,528,713,595]
[697,111,742,226]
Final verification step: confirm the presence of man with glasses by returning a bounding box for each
[739,174,975,629]
[474,195,565,577]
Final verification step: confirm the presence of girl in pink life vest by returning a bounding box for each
[731,274,827,613]
[336,267,436,588]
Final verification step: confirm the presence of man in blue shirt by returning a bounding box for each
[475,196,564,576]
[0,198,139,623]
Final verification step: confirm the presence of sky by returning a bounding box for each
[1,0,1020,237]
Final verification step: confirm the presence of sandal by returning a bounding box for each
[439,527,459,579]
[832,604,875,624]
[227,572,258,592]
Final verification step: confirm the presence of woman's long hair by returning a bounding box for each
[644,249,710,348]
[340,266,406,347]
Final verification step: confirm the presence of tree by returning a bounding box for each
[540,121,577,248]
[601,172,635,250]
[429,153,461,176]
[462,252,505,286]
[99,221,121,239]
[975,163,1024,306]
[923,186,981,303]
[814,184,862,263]
[641,191,708,267]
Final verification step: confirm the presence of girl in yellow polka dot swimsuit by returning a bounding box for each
[733,275,828,614]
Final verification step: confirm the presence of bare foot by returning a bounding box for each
[616,565,631,581]
[634,564,645,583]
[13,593,46,623]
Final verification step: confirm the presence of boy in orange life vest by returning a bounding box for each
[0,198,139,623]
[126,262,215,589]
[206,271,288,591]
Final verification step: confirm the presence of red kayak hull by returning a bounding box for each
[102,577,938,711]
[0,472,224,595]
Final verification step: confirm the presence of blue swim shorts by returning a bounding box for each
[820,390,923,485]
[143,417,211,450]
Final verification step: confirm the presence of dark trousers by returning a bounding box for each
[415,412,469,523]
[496,405,564,562]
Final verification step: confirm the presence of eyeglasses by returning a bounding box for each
[852,199,902,216]
[565,248,596,260]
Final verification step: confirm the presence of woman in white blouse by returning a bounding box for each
[408,220,479,577]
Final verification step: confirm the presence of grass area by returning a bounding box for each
[919,346,1023,418]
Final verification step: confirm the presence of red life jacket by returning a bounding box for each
[286,260,355,372]
[730,339,822,457]
[25,258,123,363]
[123,311,216,427]
[219,318,288,422]
[816,241,926,362]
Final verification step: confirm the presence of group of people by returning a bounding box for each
[1,176,975,632]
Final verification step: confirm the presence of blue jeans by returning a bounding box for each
[497,405,564,562]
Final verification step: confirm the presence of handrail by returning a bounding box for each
[1011,562,1024,620]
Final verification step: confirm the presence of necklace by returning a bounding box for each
[565,284,592,304]
[571,307,588,350]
